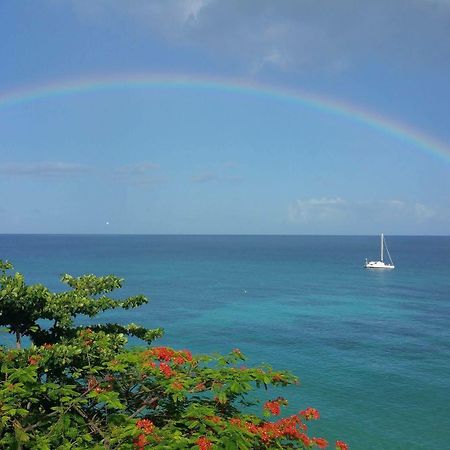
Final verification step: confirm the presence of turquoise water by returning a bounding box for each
[1,235,449,449]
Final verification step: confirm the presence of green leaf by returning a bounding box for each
[14,425,29,443]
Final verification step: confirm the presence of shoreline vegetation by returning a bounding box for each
[0,259,348,449]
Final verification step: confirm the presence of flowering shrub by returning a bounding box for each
[0,260,349,449]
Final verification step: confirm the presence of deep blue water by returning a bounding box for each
[1,235,449,449]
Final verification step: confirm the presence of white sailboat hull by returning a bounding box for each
[364,260,395,269]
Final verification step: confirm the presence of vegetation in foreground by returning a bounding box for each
[0,260,348,449]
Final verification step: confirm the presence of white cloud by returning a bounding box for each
[413,202,435,221]
[288,197,437,226]
[191,161,242,183]
[114,162,164,186]
[116,162,160,175]
[191,172,242,183]
[288,197,347,223]
[180,0,213,22]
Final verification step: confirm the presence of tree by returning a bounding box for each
[0,261,348,449]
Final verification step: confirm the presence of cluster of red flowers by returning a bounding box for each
[230,414,310,444]
[300,407,320,420]
[134,419,155,449]
[228,411,342,449]
[134,434,147,450]
[194,382,206,392]
[265,397,290,416]
[136,419,155,434]
[264,399,283,416]
[207,416,222,424]
[159,362,173,378]
[28,355,41,366]
[148,347,192,364]
[148,346,175,361]
[173,351,193,365]
[171,381,183,390]
[142,346,194,379]
[313,437,329,448]
[196,436,213,450]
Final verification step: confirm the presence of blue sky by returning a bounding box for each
[1,0,450,234]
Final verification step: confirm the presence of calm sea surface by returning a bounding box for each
[1,235,449,449]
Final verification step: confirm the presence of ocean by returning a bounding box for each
[1,234,449,450]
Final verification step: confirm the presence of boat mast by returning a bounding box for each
[381,233,384,262]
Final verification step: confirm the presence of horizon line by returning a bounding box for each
[0,233,448,237]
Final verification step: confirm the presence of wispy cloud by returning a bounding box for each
[116,162,160,175]
[114,162,164,186]
[191,172,218,183]
[0,162,91,177]
[288,197,347,223]
[288,197,438,226]
[191,161,242,184]
[191,173,243,183]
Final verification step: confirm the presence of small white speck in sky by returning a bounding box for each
[106,222,110,225]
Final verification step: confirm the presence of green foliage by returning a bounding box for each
[0,262,154,348]
[0,260,348,449]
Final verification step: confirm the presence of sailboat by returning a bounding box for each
[364,233,395,269]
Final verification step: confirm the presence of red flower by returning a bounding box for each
[173,356,185,365]
[134,433,147,449]
[264,400,281,416]
[151,347,175,361]
[28,355,41,366]
[245,422,259,434]
[313,437,329,449]
[299,433,312,446]
[228,414,314,445]
[336,440,349,450]
[159,362,173,378]
[207,416,221,423]
[193,382,206,392]
[136,419,154,435]
[196,436,213,450]
[300,407,320,420]
[171,381,183,390]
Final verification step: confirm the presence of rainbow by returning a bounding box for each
[1,73,449,162]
